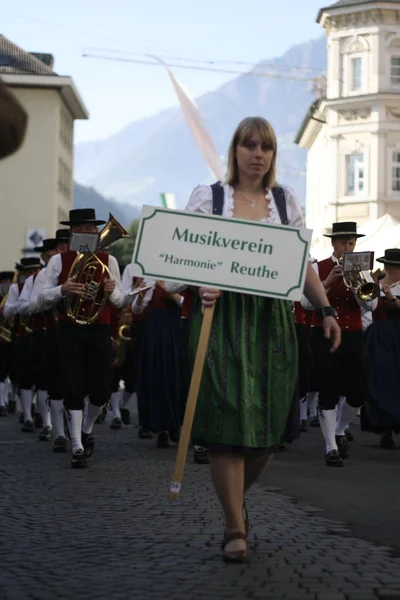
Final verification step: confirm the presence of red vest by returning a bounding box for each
[109,305,120,339]
[57,250,111,325]
[312,257,362,331]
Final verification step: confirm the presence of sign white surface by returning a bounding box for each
[131,206,312,300]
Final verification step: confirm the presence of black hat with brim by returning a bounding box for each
[376,249,400,265]
[15,257,42,271]
[0,271,15,282]
[34,238,57,253]
[59,208,106,226]
[55,228,70,241]
[323,221,365,239]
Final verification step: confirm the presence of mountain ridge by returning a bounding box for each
[74,36,327,209]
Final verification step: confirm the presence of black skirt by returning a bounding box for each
[136,305,183,432]
[363,320,400,432]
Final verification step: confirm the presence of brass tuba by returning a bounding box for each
[66,214,130,326]
[338,257,379,301]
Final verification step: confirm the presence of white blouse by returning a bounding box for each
[185,184,304,228]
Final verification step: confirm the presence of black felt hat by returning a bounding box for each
[15,257,42,271]
[323,222,365,239]
[55,229,70,241]
[59,208,105,226]
[34,238,57,253]
[376,249,400,265]
[0,271,15,282]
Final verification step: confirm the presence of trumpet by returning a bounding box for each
[338,257,379,301]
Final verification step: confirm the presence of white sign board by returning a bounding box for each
[131,206,312,301]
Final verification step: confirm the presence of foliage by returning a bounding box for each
[107,219,139,268]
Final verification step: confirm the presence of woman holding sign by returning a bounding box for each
[183,117,341,563]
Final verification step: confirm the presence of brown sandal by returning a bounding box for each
[221,531,248,563]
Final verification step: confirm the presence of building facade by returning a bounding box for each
[0,36,88,269]
[296,0,400,250]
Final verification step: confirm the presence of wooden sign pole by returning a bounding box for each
[169,304,215,501]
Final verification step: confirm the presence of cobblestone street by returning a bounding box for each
[2,411,400,600]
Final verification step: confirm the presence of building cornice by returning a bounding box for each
[0,74,89,120]
[317,3,400,30]
[295,99,327,148]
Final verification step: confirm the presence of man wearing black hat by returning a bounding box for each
[0,271,17,416]
[302,222,377,467]
[28,229,70,448]
[4,257,42,431]
[40,209,126,468]
[17,238,59,439]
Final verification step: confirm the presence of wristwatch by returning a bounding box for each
[319,306,337,319]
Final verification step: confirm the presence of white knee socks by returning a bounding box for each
[336,401,358,436]
[51,399,65,438]
[82,403,103,435]
[37,390,51,428]
[20,389,33,422]
[300,396,308,422]
[319,409,338,454]
[308,392,319,418]
[110,391,121,420]
[0,382,5,407]
[67,410,84,452]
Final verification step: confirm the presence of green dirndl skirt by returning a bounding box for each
[189,292,298,453]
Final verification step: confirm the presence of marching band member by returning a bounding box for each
[17,238,57,439]
[132,278,184,448]
[302,222,377,467]
[0,270,16,416]
[362,249,400,448]
[5,257,42,431]
[28,229,70,450]
[39,209,126,469]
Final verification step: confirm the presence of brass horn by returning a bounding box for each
[66,214,130,326]
[338,257,379,301]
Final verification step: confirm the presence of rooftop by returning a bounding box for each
[0,35,56,76]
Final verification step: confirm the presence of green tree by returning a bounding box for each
[107,219,139,268]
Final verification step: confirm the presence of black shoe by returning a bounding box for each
[0,406,7,417]
[138,427,152,439]
[82,432,95,458]
[19,412,24,424]
[344,427,354,442]
[335,435,349,459]
[7,399,16,414]
[34,412,43,430]
[300,419,308,433]
[168,428,180,443]
[379,433,395,449]
[21,420,35,433]
[38,426,52,441]
[53,436,67,453]
[120,408,131,425]
[194,446,210,464]
[71,449,87,469]
[309,416,320,427]
[157,431,169,448]
[110,417,122,430]
[325,449,343,467]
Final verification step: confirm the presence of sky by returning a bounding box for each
[0,0,326,144]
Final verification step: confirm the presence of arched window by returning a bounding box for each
[341,36,370,96]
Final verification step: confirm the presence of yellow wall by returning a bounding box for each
[0,87,73,269]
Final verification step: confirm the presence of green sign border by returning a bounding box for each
[132,207,310,299]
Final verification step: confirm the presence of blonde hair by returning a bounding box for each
[225,117,277,190]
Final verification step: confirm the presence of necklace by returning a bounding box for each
[235,189,268,209]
